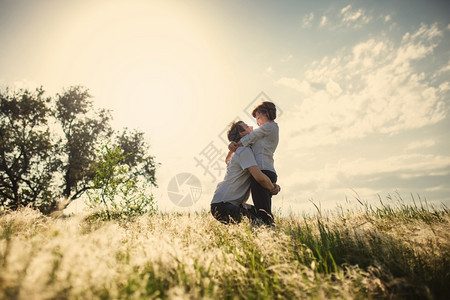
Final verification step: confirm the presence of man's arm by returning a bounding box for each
[225,150,233,164]
[248,165,280,195]
[228,141,242,152]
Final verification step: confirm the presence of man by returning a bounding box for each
[210,121,280,224]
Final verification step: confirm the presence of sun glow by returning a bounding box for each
[36,0,226,136]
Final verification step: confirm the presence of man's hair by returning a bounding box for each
[227,121,245,142]
[252,101,276,120]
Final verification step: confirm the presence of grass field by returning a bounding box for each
[1,197,449,299]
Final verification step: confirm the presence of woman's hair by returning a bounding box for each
[252,101,276,120]
[227,121,245,143]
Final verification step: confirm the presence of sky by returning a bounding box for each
[1,0,449,215]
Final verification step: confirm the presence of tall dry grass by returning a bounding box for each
[0,198,449,299]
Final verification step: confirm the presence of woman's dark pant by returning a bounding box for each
[210,202,258,224]
[251,170,277,225]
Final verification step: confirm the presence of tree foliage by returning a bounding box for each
[0,88,58,211]
[0,86,158,213]
[115,128,158,186]
[54,86,113,200]
[87,142,157,220]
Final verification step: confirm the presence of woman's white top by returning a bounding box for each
[240,121,278,173]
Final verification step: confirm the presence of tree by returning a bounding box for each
[0,85,159,214]
[0,87,57,211]
[87,142,157,220]
[115,128,158,187]
[54,86,112,200]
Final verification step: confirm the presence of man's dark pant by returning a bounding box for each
[250,170,277,225]
[210,202,258,224]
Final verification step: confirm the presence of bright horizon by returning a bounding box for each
[1,0,449,214]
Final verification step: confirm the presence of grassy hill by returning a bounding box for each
[1,199,448,299]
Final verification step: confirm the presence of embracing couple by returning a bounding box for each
[210,101,280,226]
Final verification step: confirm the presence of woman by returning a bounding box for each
[228,102,279,225]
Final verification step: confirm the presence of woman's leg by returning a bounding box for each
[250,170,277,225]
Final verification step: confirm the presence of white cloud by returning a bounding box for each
[437,62,450,74]
[276,23,447,148]
[302,12,314,28]
[408,22,442,41]
[384,15,392,23]
[326,79,342,96]
[276,148,450,210]
[338,154,450,178]
[340,5,352,15]
[281,153,450,199]
[320,16,328,27]
[306,6,382,31]
[406,139,436,151]
[339,5,371,28]
[439,82,450,92]
[274,77,311,94]
[425,186,446,192]
[280,54,293,62]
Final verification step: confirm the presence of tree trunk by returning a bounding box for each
[63,167,72,198]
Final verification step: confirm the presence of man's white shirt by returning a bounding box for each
[211,146,257,206]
